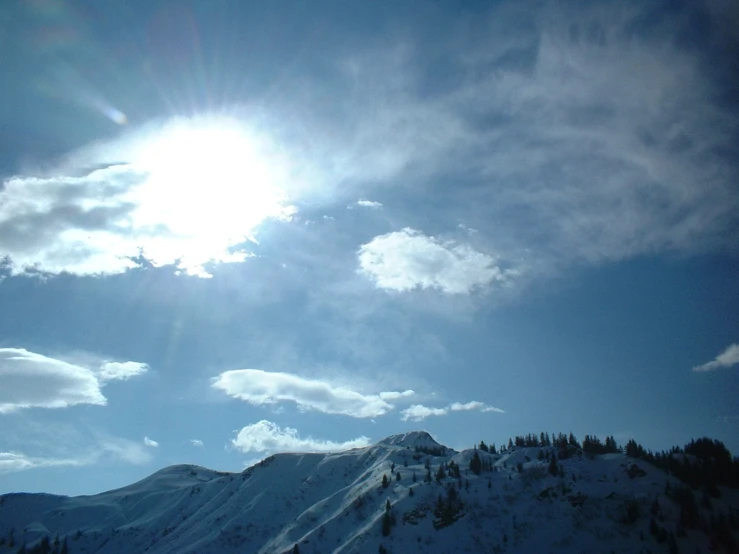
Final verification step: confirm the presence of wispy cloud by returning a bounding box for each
[0,451,89,473]
[358,228,511,294]
[231,420,370,454]
[312,3,738,282]
[401,400,504,421]
[212,368,412,418]
[190,439,204,447]
[693,343,739,372]
[0,348,147,413]
[0,436,152,474]
[143,436,159,448]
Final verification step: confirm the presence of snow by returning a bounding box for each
[0,434,737,553]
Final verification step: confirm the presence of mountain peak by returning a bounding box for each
[378,430,445,449]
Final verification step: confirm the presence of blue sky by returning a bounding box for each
[1,0,738,496]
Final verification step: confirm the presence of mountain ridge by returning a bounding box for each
[1,432,737,553]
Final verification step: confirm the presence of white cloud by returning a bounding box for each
[693,343,739,372]
[358,228,509,294]
[0,348,106,413]
[0,116,297,278]
[356,199,383,208]
[212,368,410,418]
[449,401,505,413]
[400,404,448,421]
[231,420,370,454]
[401,400,505,421]
[379,390,415,400]
[98,361,149,381]
[190,439,204,447]
[143,437,159,448]
[0,348,148,413]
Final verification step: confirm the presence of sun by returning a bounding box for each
[124,116,295,276]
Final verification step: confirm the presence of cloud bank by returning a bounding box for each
[693,343,739,372]
[212,368,413,418]
[0,348,148,413]
[358,228,509,294]
[231,420,370,454]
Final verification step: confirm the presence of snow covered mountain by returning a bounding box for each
[1,431,737,554]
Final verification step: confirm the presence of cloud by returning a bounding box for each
[379,390,415,401]
[143,436,159,448]
[355,199,383,208]
[0,436,152,473]
[449,401,504,413]
[98,436,153,465]
[400,404,448,422]
[0,451,89,473]
[190,439,204,447]
[231,420,370,454]
[98,361,149,381]
[0,348,147,413]
[693,343,739,372]
[0,348,106,412]
[0,116,296,279]
[358,228,510,294]
[298,3,737,279]
[401,400,504,421]
[212,368,411,418]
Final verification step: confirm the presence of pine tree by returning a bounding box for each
[293,544,300,554]
[469,451,482,476]
[382,474,389,489]
[548,453,559,476]
[396,471,401,482]
[60,539,69,554]
[381,511,392,537]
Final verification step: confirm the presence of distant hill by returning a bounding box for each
[0,432,737,553]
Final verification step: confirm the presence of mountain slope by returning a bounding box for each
[1,433,737,553]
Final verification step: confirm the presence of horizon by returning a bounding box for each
[1,0,738,497]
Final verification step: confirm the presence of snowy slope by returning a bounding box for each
[1,433,737,554]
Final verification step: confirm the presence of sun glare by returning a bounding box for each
[125,117,295,276]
